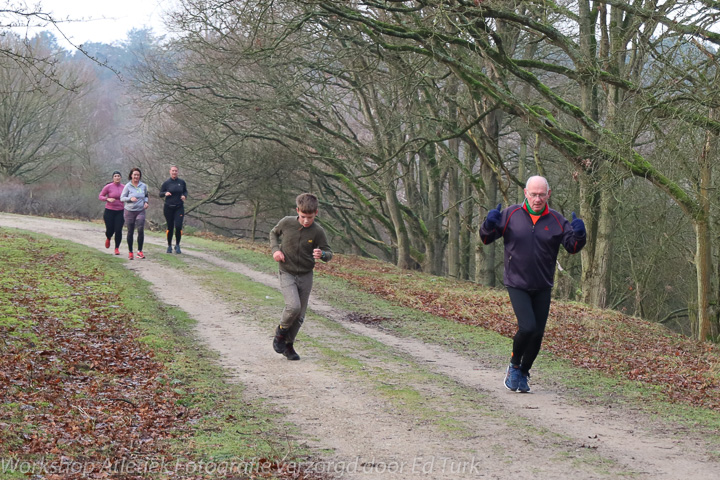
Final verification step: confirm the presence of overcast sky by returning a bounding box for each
[40,0,173,48]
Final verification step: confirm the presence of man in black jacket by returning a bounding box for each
[480,176,586,393]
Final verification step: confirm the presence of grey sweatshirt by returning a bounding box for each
[121,181,149,211]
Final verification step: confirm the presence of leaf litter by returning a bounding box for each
[0,233,330,480]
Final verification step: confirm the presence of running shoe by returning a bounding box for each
[136,251,145,259]
[166,246,172,253]
[174,244,182,254]
[517,372,531,393]
[504,364,521,391]
[105,238,110,248]
[128,252,134,260]
[114,248,120,255]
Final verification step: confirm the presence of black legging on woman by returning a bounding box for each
[103,209,124,249]
[124,210,146,253]
[164,204,184,246]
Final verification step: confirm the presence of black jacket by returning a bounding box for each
[480,203,586,290]
[159,178,188,208]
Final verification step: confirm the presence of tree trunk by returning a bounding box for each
[576,0,611,308]
[424,180,441,274]
[251,199,259,242]
[385,170,413,269]
[696,116,714,340]
[476,90,502,286]
[447,138,461,278]
[581,188,612,307]
[517,131,528,204]
[478,161,497,286]
[425,147,444,275]
[460,147,474,280]
[696,219,712,340]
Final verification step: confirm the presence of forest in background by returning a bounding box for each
[0,1,718,341]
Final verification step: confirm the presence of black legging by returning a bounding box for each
[124,210,146,253]
[164,204,184,246]
[103,209,124,249]
[506,287,552,374]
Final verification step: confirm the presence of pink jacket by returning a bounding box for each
[99,182,125,211]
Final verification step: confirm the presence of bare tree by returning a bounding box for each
[143,0,720,339]
[0,33,82,183]
[285,0,720,339]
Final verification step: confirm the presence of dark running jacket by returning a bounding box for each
[159,177,188,208]
[479,203,586,291]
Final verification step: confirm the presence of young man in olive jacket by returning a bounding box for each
[270,193,333,360]
[480,176,586,393]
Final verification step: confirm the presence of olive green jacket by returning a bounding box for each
[269,216,332,275]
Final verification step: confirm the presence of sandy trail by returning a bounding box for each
[2,213,717,479]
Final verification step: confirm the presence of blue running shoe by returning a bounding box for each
[504,364,521,391]
[517,371,531,393]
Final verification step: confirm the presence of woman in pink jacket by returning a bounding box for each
[98,171,125,255]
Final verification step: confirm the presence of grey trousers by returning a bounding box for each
[279,270,314,343]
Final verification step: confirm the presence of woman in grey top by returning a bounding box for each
[120,167,149,260]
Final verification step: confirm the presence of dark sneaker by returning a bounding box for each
[273,326,286,353]
[504,364,521,391]
[283,343,300,361]
[174,245,182,254]
[166,246,172,253]
[517,371,531,393]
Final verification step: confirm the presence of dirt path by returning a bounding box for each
[2,213,718,480]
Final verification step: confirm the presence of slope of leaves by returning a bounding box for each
[0,233,189,477]
[0,232,330,480]
[315,254,720,412]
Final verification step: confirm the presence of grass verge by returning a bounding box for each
[181,234,720,449]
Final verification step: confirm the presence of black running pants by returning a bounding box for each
[164,204,184,246]
[507,287,552,374]
[103,209,124,249]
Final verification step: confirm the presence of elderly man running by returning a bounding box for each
[480,176,587,393]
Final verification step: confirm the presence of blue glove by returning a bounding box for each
[571,212,585,236]
[486,203,502,229]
